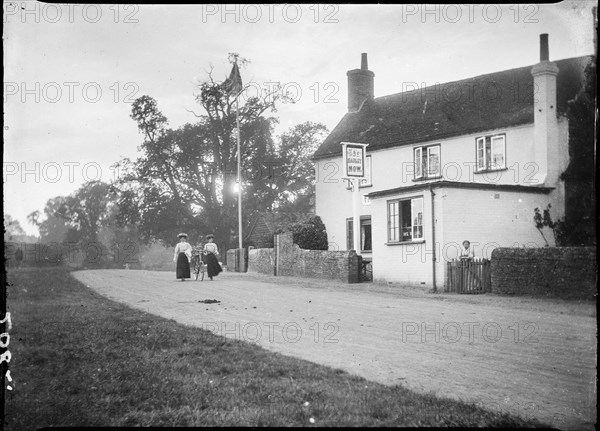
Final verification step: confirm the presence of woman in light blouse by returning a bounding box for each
[173,233,192,281]
[202,234,222,280]
[459,240,475,260]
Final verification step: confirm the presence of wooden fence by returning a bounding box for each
[445,258,491,294]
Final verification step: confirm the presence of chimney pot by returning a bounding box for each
[347,53,374,112]
[361,53,368,70]
[540,34,549,61]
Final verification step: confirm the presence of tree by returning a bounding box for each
[29,181,115,246]
[115,55,327,251]
[270,121,328,214]
[28,181,135,267]
[189,56,284,248]
[4,214,25,241]
[533,204,559,246]
[114,101,227,244]
[128,95,186,213]
[560,59,596,246]
[113,177,199,244]
[61,181,113,245]
[114,55,329,252]
[28,197,72,243]
[275,215,329,250]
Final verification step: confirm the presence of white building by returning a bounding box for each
[313,35,593,288]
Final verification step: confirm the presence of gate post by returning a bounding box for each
[459,260,464,292]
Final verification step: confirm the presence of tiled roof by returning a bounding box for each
[313,56,592,160]
[246,212,314,238]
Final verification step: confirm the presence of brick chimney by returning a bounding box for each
[347,53,374,113]
[531,34,559,186]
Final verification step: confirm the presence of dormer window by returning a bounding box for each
[414,144,441,179]
[476,134,506,171]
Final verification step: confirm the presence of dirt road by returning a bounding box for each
[72,269,596,430]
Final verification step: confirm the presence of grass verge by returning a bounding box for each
[5,267,548,428]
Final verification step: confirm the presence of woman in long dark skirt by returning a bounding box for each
[173,233,192,281]
[202,234,222,280]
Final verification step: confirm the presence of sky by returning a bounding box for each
[3,2,597,236]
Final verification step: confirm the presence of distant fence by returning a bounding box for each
[445,259,491,294]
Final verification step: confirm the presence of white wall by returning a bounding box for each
[439,187,560,257]
[368,185,563,287]
[315,158,373,252]
[437,186,564,286]
[364,123,546,190]
[369,189,435,286]
[314,121,569,286]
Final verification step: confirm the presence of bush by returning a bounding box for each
[275,215,328,250]
[138,239,174,270]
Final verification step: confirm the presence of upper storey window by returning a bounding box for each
[414,144,440,179]
[476,134,506,171]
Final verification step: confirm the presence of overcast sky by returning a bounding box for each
[3,2,596,236]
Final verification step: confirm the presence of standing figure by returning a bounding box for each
[202,234,222,281]
[459,240,475,260]
[173,233,192,281]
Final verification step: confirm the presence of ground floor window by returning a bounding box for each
[387,197,423,242]
[346,216,372,251]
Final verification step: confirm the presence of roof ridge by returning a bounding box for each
[375,55,592,102]
[313,55,592,160]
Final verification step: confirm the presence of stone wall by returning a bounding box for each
[247,232,361,283]
[490,247,596,299]
[275,232,360,283]
[247,248,275,275]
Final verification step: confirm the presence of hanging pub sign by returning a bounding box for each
[341,142,368,178]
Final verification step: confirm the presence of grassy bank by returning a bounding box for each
[4,267,547,428]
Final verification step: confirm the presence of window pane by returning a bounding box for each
[346,219,353,250]
[491,136,505,169]
[388,202,399,242]
[361,218,372,251]
[428,146,440,176]
[414,148,422,178]
[412,198,423,239]
[476,138,485,170]
[401,201,412,241]
[485,137,492,169]
[394,205,399,241]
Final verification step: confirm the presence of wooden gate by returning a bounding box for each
[445,259,491,294]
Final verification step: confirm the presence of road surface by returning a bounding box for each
[72,269,597,430]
